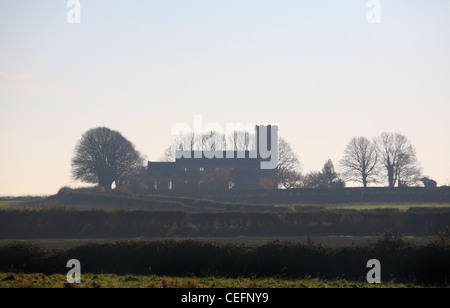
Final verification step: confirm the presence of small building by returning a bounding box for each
[148,125,278,190]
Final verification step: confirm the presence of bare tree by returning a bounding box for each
[303,171,322,188]
[227,130,255,151]
[258,137,302,189]
[397,154,422,187]
[161,131,229,161]
[374,132,421,187]
[303,160,345,188]
[281,170,303,189]
[72,127,145,189]
[277,137,303,189]
[201,130,227,151]
[160,132,201,162]
[340,137,380,188]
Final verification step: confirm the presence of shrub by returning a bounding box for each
[0,239,449,284]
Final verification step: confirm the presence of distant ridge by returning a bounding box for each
[18,187,281,213]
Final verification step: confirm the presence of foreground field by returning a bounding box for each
[0,273,441,288]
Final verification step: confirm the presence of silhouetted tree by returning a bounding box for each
[202,130,227,152]
[161,131,229,162]
[71,127,145,189]
[276,137,303,189]
[161,132,200,162]
[303,171,323,188]
[304,160,345,188]
[340,137,380,187]
[227,130,255,151]
[374,133,421,187]
[420,176,437,188]
[281,170,303,189]
[320,159,345,188]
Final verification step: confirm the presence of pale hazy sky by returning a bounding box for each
[1,1,449,196]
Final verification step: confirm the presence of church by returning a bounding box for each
[147,125,278,190]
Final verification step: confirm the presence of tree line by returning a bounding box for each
[159,130,435,189]
[270,133,432,189]
[70,127,437,190]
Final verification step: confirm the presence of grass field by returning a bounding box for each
[0,201,22,210]
[0,273,442,288]
[2,198,449,212]
[326,203,450,211]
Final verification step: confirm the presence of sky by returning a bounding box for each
[0,0,449,196]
